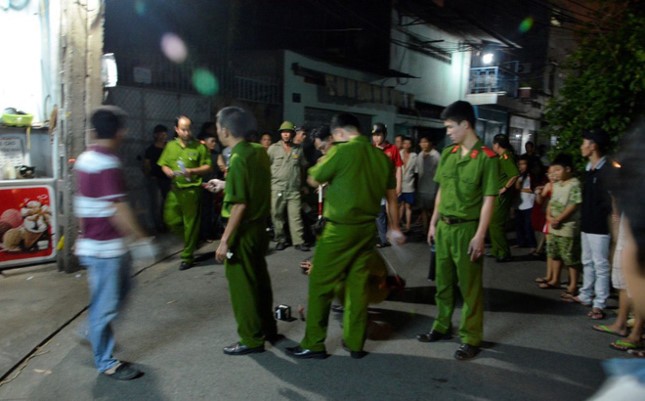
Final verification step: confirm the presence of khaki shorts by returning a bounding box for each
[547,234,581,267]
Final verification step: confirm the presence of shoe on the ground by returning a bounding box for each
[102,362,143,380]
[416,330,451,343]
[330,304,344,313]
[286,346,329,359]
[265,333,285,345]
[376,241,391,248]
[496,255,512,263]
[295,243,310,252]
[223,342,265,356]
[341,341,368,359]
[454,344,480,360]
[275,242,289,251]
[179,261,194,271]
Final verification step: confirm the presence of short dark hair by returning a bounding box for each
[312,125,331,141]
[372,122,387,135]
[91,106,127,139]
[216,106,257,139]
[331,113,361,133]
[551,153,574,169]
[582,128,610,154]
[441,100,476,129]
[493,134,511,149]
[153,124,167,134]
[402,136,414,143]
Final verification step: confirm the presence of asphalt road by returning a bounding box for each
[0,232,622,401]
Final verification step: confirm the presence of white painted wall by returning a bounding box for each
[389,13,471,106]
[0,0,60,122]
[283,50,399,133]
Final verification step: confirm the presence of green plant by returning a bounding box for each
[542,1,645,169]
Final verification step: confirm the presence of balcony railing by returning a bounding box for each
[468,66,518,97]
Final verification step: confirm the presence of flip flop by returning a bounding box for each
[610,339,643,351]
[534,277,548,284]
[627,349,645,358]
[538,282,559,289]
[592,324,627,337]
[588,308,605,320]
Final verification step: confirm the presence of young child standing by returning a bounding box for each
[515,155,537,249]
[545,154,582,297]
[536,165,556,287]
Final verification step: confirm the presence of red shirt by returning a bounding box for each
[381,142,403,167]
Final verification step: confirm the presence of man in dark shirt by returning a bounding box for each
[144,124,170,232]
[577,128,613,319]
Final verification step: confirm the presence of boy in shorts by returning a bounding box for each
[546,154,582,298]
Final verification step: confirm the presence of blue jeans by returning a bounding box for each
[80,254,132,373]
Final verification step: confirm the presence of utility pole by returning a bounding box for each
[57,0,105,272]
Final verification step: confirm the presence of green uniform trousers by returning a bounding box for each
[433,220,484,346]
[489,193,511,259]
[164,187,201,264]
[225,221,276,348]
[300,221,375,352]
[271,190,305,245]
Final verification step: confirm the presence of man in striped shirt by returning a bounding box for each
[74,106,148,380]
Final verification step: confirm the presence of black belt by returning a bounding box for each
[440,215,478,225]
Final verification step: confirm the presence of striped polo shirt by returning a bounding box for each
[73,145,128,258]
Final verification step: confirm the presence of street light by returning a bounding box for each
[482,52,494,65]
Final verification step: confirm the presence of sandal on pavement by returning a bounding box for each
[592,324,627,337]
[534,277,548,284]
[588,308,605,320]
[627,349,645,358]
[538,282,559,289]
[610,339,643,351]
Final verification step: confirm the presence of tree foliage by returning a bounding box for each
[543,1,645,166]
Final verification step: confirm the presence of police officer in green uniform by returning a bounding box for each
[267,121,309,251]
[213,107,278,356]
[417,101,499,361]
[286,113,403,360]
[489,134,519,263]
[158,115,212,271]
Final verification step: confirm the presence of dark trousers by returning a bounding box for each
[515,208,536,248]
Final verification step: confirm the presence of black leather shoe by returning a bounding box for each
[179,261,194,271]
[330,304,344,313]
[275,242,289,251]
[416,330,451,343]
[295,244,310,252]
[286,346,328,359]
[265,333,285,345]
[223,342,265,356]
[454,343,480,360]
[341,341,368,359]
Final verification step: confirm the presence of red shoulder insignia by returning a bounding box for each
[470,149,479,159]
[481,146,496,158]
[451,145,460,154]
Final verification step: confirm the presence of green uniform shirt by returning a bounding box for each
[267,142,307,191]
[434,141,499,220]
[497,150,519,189]
[157,138,212,188]
[309,135,395,225]
[222,141,271,222]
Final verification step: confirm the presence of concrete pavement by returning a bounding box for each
[0,233,623,401]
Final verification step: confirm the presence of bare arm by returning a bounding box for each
[187,164,212,176]
[385,188,404,245]
[500,175,519,195]
[307,176,321,188]
[552,203,578,226]
[111,202,147,240]
[216,203,247,262]
[161,165,175,178]
[427,188,442,244]
[395,166,402,195]
[468,196,495,261]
